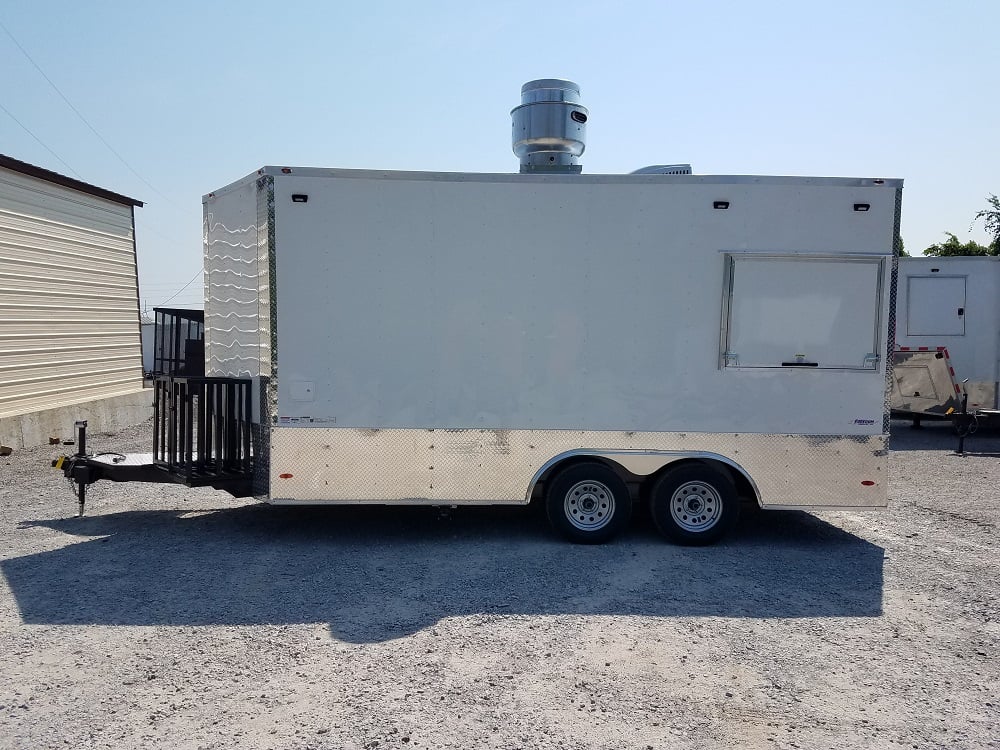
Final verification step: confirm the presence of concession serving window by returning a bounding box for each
[720,254,886,370]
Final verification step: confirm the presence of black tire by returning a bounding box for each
[649,464,740,546]
[544,462,632,544]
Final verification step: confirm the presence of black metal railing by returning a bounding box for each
[153,307,205,377]
[153,376,253,487]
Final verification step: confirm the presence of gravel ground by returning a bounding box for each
[1,419,998,749]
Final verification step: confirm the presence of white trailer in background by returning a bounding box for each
[59,80,903,545]
[895,257,1000,411]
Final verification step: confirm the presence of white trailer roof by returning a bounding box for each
[204,166,902,201]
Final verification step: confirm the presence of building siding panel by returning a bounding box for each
[0,167,143,418]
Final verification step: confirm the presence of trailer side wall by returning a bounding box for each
[271,173,894,434]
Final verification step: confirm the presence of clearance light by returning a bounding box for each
[861,480,876,486]
[279,473,294,479]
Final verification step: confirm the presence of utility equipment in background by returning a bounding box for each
[890,347,962,426]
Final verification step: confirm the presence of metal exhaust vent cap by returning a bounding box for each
[511,79,588,174]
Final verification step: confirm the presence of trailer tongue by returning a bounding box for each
[55,421,178,517]
[55,366,256,516]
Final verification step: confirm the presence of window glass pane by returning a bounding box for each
[725,257,882,369]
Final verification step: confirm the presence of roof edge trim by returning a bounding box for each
[0,153,143,207]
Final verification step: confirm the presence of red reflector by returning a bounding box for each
[281,167,292,174]
[861,480,876,486]
[279,473,293,479]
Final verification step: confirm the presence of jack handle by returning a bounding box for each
[954,379,972,455]
[74,420,87,516]
[52,421,95,516]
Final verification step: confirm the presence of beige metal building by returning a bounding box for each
[0,154,150,448]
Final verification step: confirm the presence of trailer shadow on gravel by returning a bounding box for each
[3,504,884,643]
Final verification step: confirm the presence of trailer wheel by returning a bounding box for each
[545,463,631,544]
[649,465,739,546]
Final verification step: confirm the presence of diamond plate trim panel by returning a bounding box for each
[255,175,276,385]
[254,176,276,497]
[266,428,888,509]
[884,186,903,433]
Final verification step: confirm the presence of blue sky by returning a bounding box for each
[2,0,997,310]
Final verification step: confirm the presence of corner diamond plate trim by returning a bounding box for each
[885,186,903,433]
[254,176,276,498]
[266,428,888,509]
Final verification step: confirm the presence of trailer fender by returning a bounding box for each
[526,450,761,506]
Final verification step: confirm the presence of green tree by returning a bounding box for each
[971,193,1000,252]
[897,235,908,257]
[922,232,994,257]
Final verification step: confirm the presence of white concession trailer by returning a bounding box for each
[60,80,903,545]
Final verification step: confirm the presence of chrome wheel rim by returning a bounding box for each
[564,480,615,531]
[669,481,722,532]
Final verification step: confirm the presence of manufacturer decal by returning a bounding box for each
[853,418,876,426]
